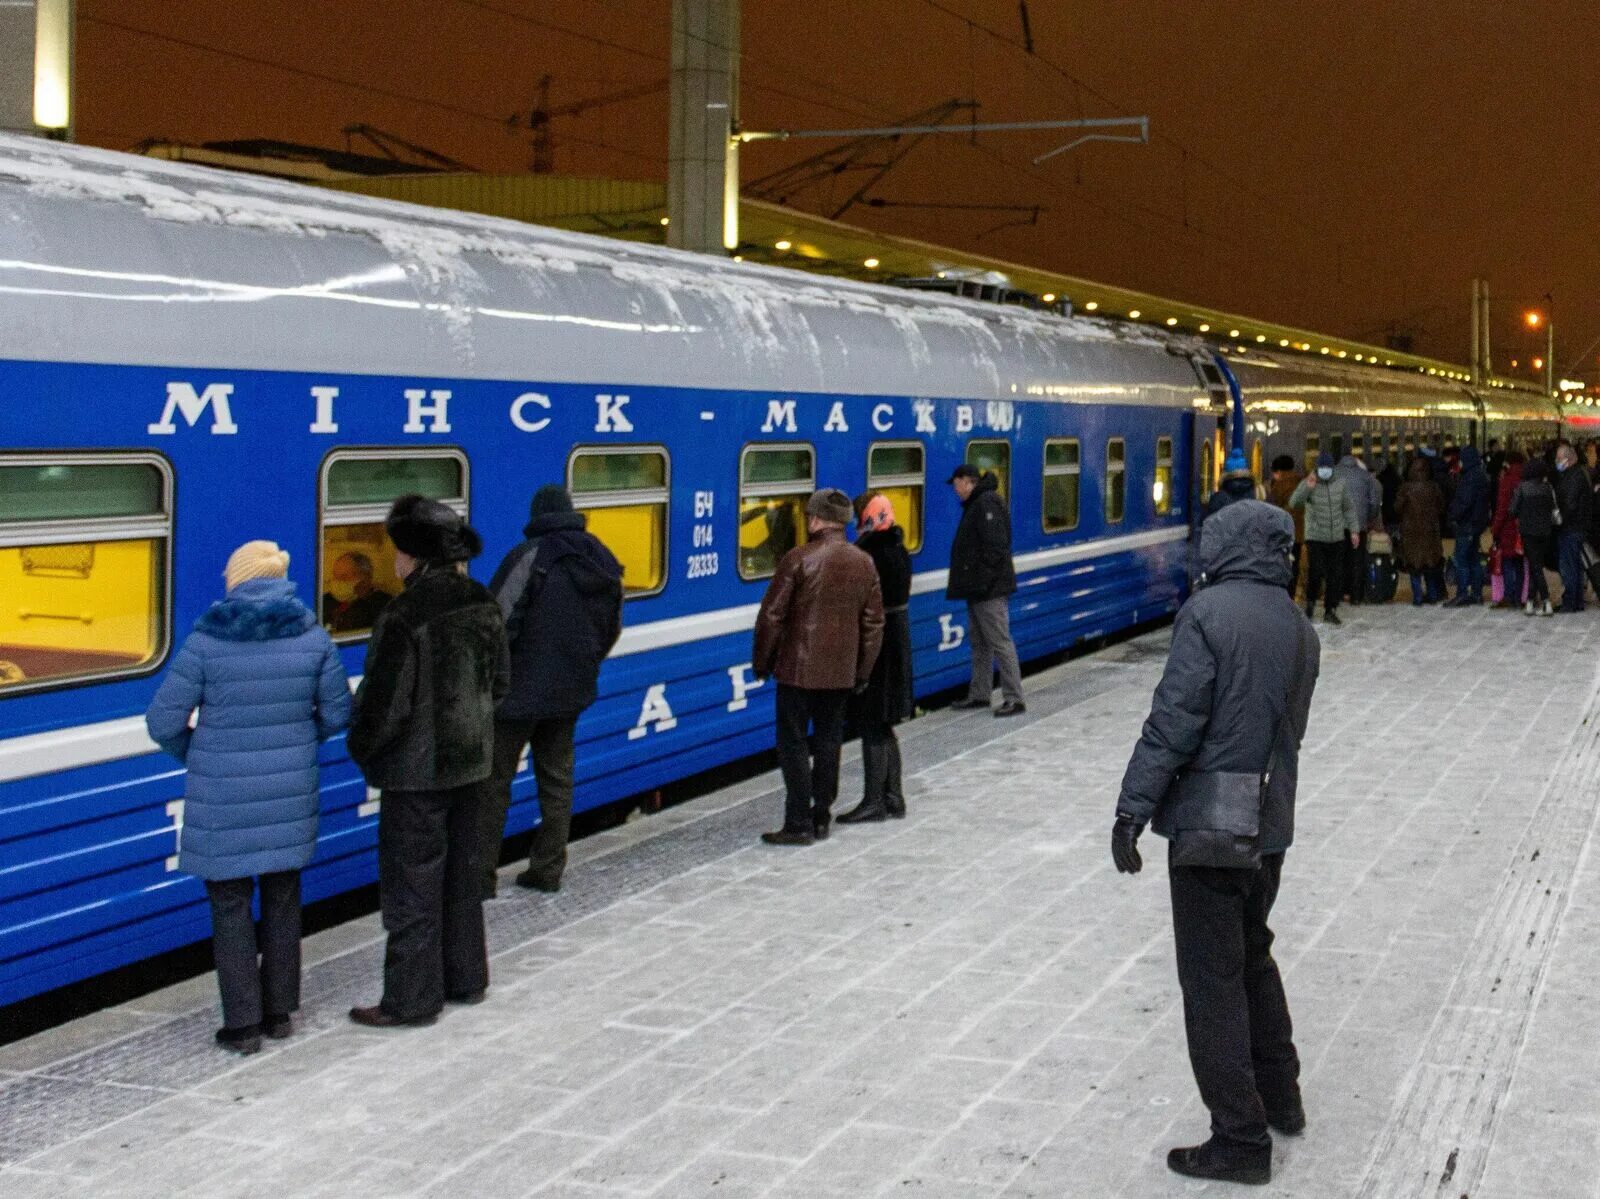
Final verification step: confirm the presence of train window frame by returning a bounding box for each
[1304,433,1321,474]
[1154,435,1174,516]
[0,451,174,697]
[1331,434,1344,461]
[318,447,470,644]
[567,444,671,599]
[1351,432,1364,460]
[1042,437,1081,533]
[1105,437,1127,524]
[1249,438,1263,483]
[737,442,817,582]
[964,439,1012,500]
[867,440,925,554]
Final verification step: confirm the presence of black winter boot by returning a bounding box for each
[1166,1137,1271,1185]
[840,739,890,823]
[884,737,906,818]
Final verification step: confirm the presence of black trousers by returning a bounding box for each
[480,715,579,893]
[860,719,905,813]
[1169,851,1299,1149]
[378,784,489,1020]
[1523,534,1552,604]
[205,870,301,1032]
[775,684,850,832]
[1345,531,1370,604]
[1305,540,1346,615]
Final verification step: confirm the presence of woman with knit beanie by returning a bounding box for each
[146,540,351,1055]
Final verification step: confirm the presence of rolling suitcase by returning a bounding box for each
[1365,530,1398,603]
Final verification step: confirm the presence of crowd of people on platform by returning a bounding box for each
[1213,436,1600,623]
[142,465,1025,1055]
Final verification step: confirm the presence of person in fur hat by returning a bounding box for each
[146,540,350,1055]
[347,496,509,1027]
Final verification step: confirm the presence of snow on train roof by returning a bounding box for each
[0,135,1201,404]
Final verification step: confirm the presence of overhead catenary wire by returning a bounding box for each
[80,13,665,166]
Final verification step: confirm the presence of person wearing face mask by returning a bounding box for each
[1553,443,1593,612]
[321,551,391,633]
[1289,453,1359,625]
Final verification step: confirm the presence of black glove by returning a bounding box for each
[853,680,869,695]
[1112,814,1144,875]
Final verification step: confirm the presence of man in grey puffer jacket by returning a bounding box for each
[1110,501,1321,1186]
[1334,454,1381,605]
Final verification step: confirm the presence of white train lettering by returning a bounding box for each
[309,385,340,434]
[148,381,238,436]
[403,388,453,433]
[595,392,634,433]
[694,490,715,519]
[913,400,936,433]
[628,684,677,740]
[938,613,966,652]
[510,391,552,432]
[762,398,797,433]
[954,404,974,434]
[164,798,184,871]
[727,664,764,712]
[872,403,894,432]
[823,401,849,432]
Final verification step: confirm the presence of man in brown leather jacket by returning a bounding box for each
[753,488,885,845]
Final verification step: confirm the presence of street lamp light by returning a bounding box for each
[1524,302,1554,394]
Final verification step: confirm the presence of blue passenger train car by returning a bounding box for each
[0,137,1562,1006]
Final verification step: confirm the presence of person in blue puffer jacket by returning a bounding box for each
[146,540,350,1056]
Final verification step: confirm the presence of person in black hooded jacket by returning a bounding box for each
[1110,500,1320,1186]
[478,485,623,897]
[945,466,1024,716]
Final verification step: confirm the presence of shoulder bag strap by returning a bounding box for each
[1262,616,1311,792]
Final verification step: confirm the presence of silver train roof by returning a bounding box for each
[0,134,1202,404]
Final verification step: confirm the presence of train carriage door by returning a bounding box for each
[1187,356,1231,530]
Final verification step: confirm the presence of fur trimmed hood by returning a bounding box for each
[197,578,316,641]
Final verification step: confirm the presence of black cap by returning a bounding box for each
[947,464,982,483]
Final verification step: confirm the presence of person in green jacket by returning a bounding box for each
[1289,452,1359,625]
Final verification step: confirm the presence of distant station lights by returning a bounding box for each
[720,230,1504,392]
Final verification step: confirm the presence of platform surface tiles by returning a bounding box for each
[5,607,1600,1198]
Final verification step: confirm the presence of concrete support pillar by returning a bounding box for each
[667,0,738,254]
[0,0,73,139]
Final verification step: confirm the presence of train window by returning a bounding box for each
[1331,434,1344,461]
[1250,439,1263,482]
[1351,433,1364,460]
[0,455,171,694]
[569,446,669,597]
[1105,438,1127,524]
[867,442,924,553]
[1304,434,1320,474]
[965,440,1011,499]
[319,449,467,639]
[1043,438,1080,532]
[1199,440,1215,503]
[1404,434,1416,456]
[1154,436,1174,516]
[738,444,815,580]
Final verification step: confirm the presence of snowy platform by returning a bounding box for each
[5,605,1600,1198]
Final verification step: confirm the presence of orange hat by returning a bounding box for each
[858,494,896,534]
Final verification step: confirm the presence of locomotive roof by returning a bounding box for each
[0,134,1201,406]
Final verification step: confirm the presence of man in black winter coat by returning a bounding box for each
[1110,501,1320,1186]
[1445,445,1491,606]
[945,465,1024,717]
[1554,443,1593,612]
[479,486,623,897]
[348,496,509,1027]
